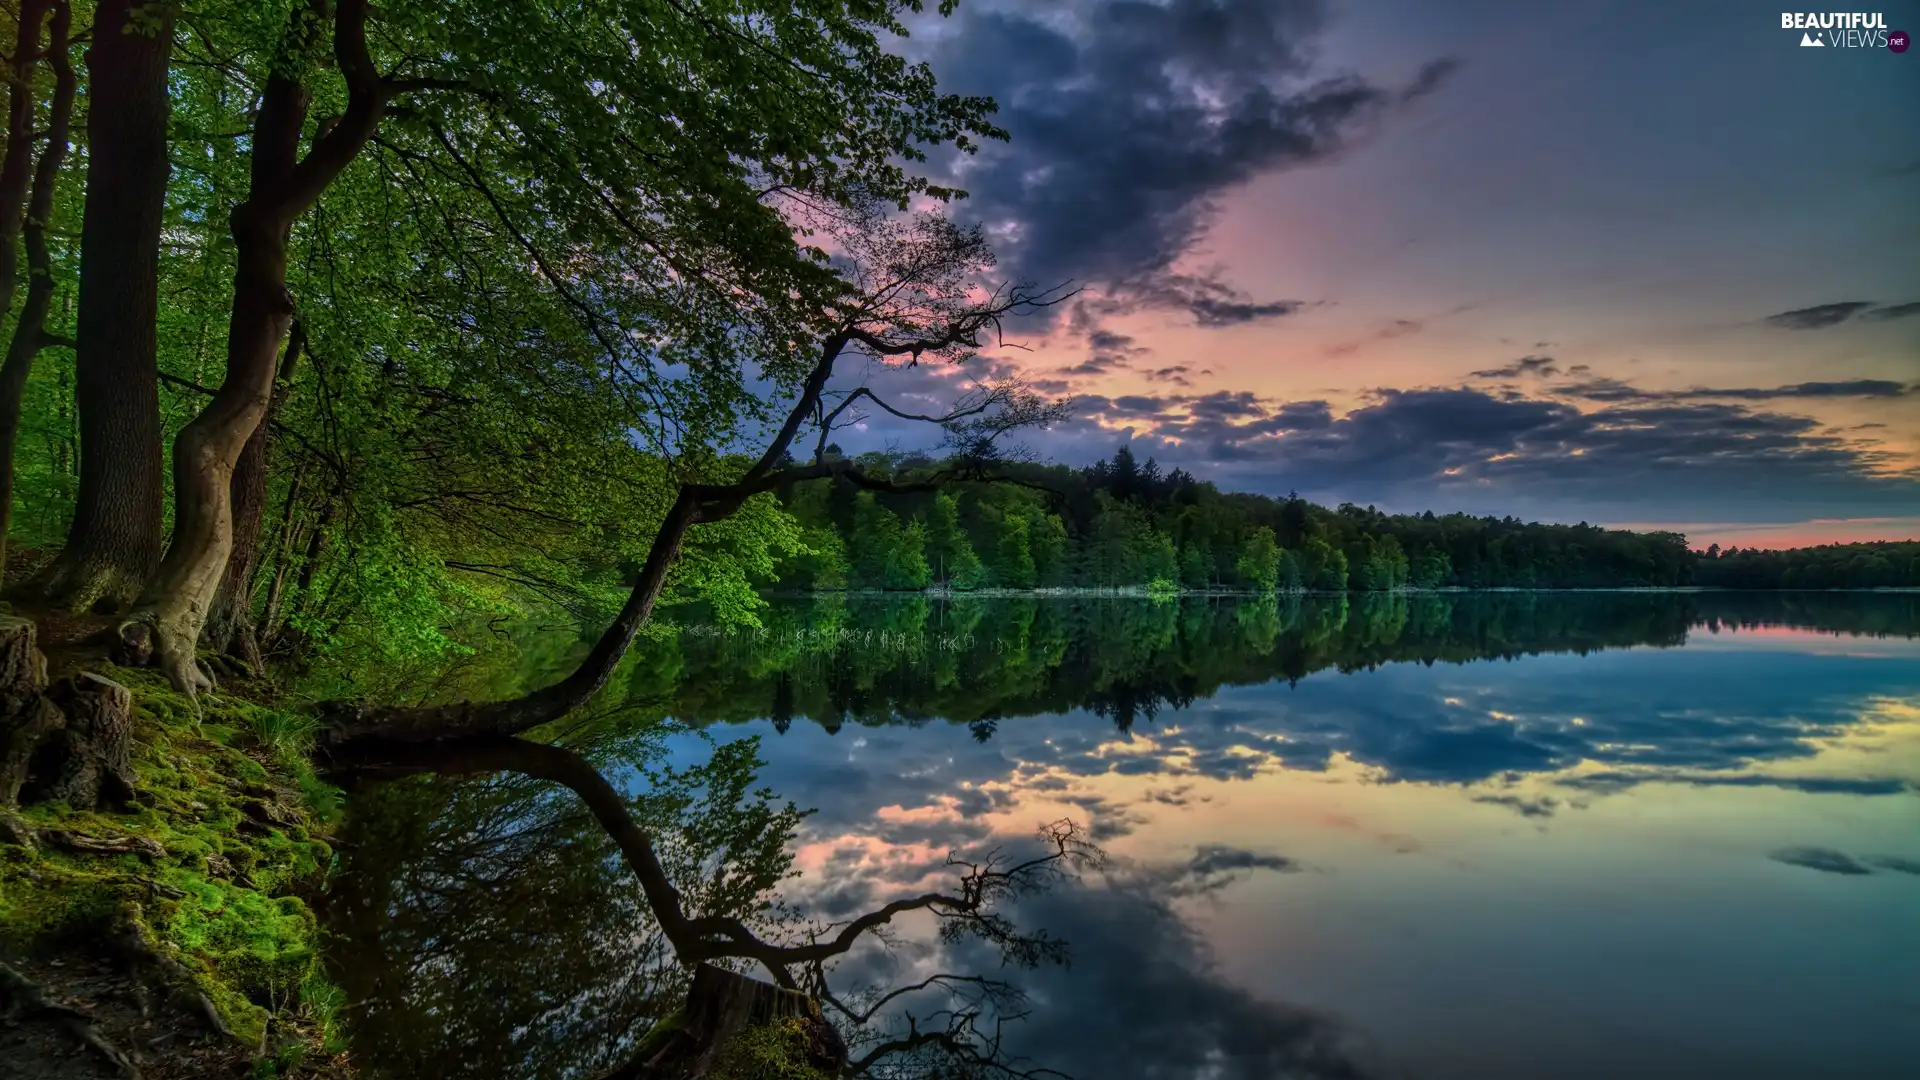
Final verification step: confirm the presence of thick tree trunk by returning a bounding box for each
[34,0,171,613]
[130,0,386,694]
[0,0,74,583]
[205,321,303,670]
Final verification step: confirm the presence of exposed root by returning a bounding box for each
[0,960,143,1079]
[114,615,214,701]
[42,828,167,859]
[109,905,242,1046]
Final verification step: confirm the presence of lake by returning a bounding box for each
[323,592,1920,1080]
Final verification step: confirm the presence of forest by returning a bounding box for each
[0,0,1912,1078]
[770,446,1919,593]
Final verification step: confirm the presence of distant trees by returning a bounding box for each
[772,448,1915,594]
[1695,542,1920,589]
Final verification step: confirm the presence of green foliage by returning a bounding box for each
[1235,527,1281,593]
[993,511,1036,589]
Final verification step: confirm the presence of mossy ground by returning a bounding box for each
[0,664,349,1076]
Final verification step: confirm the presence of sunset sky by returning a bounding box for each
[842,0,1920,548]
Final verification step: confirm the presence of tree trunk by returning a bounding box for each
[0,615,55,806]
[42,672,136,810]
[129,0,386,694]
[33,0,171,613]
[0,0,52,325]
[0,0,75,583]
[606,964,846,1080]
[204,321,302,671]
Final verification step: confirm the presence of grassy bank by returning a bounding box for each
[1,659,349,1078]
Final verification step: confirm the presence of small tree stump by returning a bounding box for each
[0,617,59,807]
[624,964,847,1079]
[0,615,48,695]
[43,672,137,811]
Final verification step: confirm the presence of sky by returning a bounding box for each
[831,0,1920,548]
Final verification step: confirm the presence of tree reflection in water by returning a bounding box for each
[325,725,1107,1079]
[322,591,1917,1077]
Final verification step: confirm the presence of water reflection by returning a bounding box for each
[327,593,1920,1079]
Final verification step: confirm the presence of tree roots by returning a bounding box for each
[0,961,143,1079]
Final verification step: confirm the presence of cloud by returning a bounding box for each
[1553,377,1913,403]
[1563,772,1912,797]
[1473,354,1561,379]
[1325,318,1425,358]
[1867,855,1920,876]
[1470,792,1563,818]
[938,874,1379,1079]
[1769,846,1873,875]
[1861,300,1920,322]
[934,0,1457,323]
[1763,302,1874,329]
[1144,843,1305,897]
[1051,383,1920,523]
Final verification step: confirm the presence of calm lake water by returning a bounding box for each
[325,593,1920,1080]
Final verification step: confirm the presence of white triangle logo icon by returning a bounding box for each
[1800,31,1824,45]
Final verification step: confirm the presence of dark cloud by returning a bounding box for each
[1184,843,1302,878]
[1473,354,1561,379]
[1553,377,1913,403]
[1867,855,1920,876]
[1562,772,1912,797]
[1470,792,1563,818]
[1763,302,1874,329]
[939,876,1379,1079]
[1861,300,1920,321]
[1075,383,1920,522]
[1132,843,1307,897]
[935,0,1456,323]
[1769,846,1873,876]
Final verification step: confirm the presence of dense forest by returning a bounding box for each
[769,446,1919,593]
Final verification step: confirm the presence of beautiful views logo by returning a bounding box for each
[1781,11,1907,48]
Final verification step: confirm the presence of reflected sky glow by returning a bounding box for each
[670,617,1920,1079]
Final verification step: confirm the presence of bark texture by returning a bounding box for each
[0,0,51,324]
[205,321,303,671]
[0,615,54,805]
[43,672,137,810]
[0,0,75,582]
[35,0,171,612]
[0,618,137,812]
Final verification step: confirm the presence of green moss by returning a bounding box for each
[629,1008,685,1064]
[711,1018,835,1080]
[0,666,347,1058]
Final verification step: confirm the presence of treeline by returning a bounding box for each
[615,591,1920,738]
[1694,542,1920,589]
[770,447,1919,593]
[773,446,1708,592]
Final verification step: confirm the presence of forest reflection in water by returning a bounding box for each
[324,592,1920,1080]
